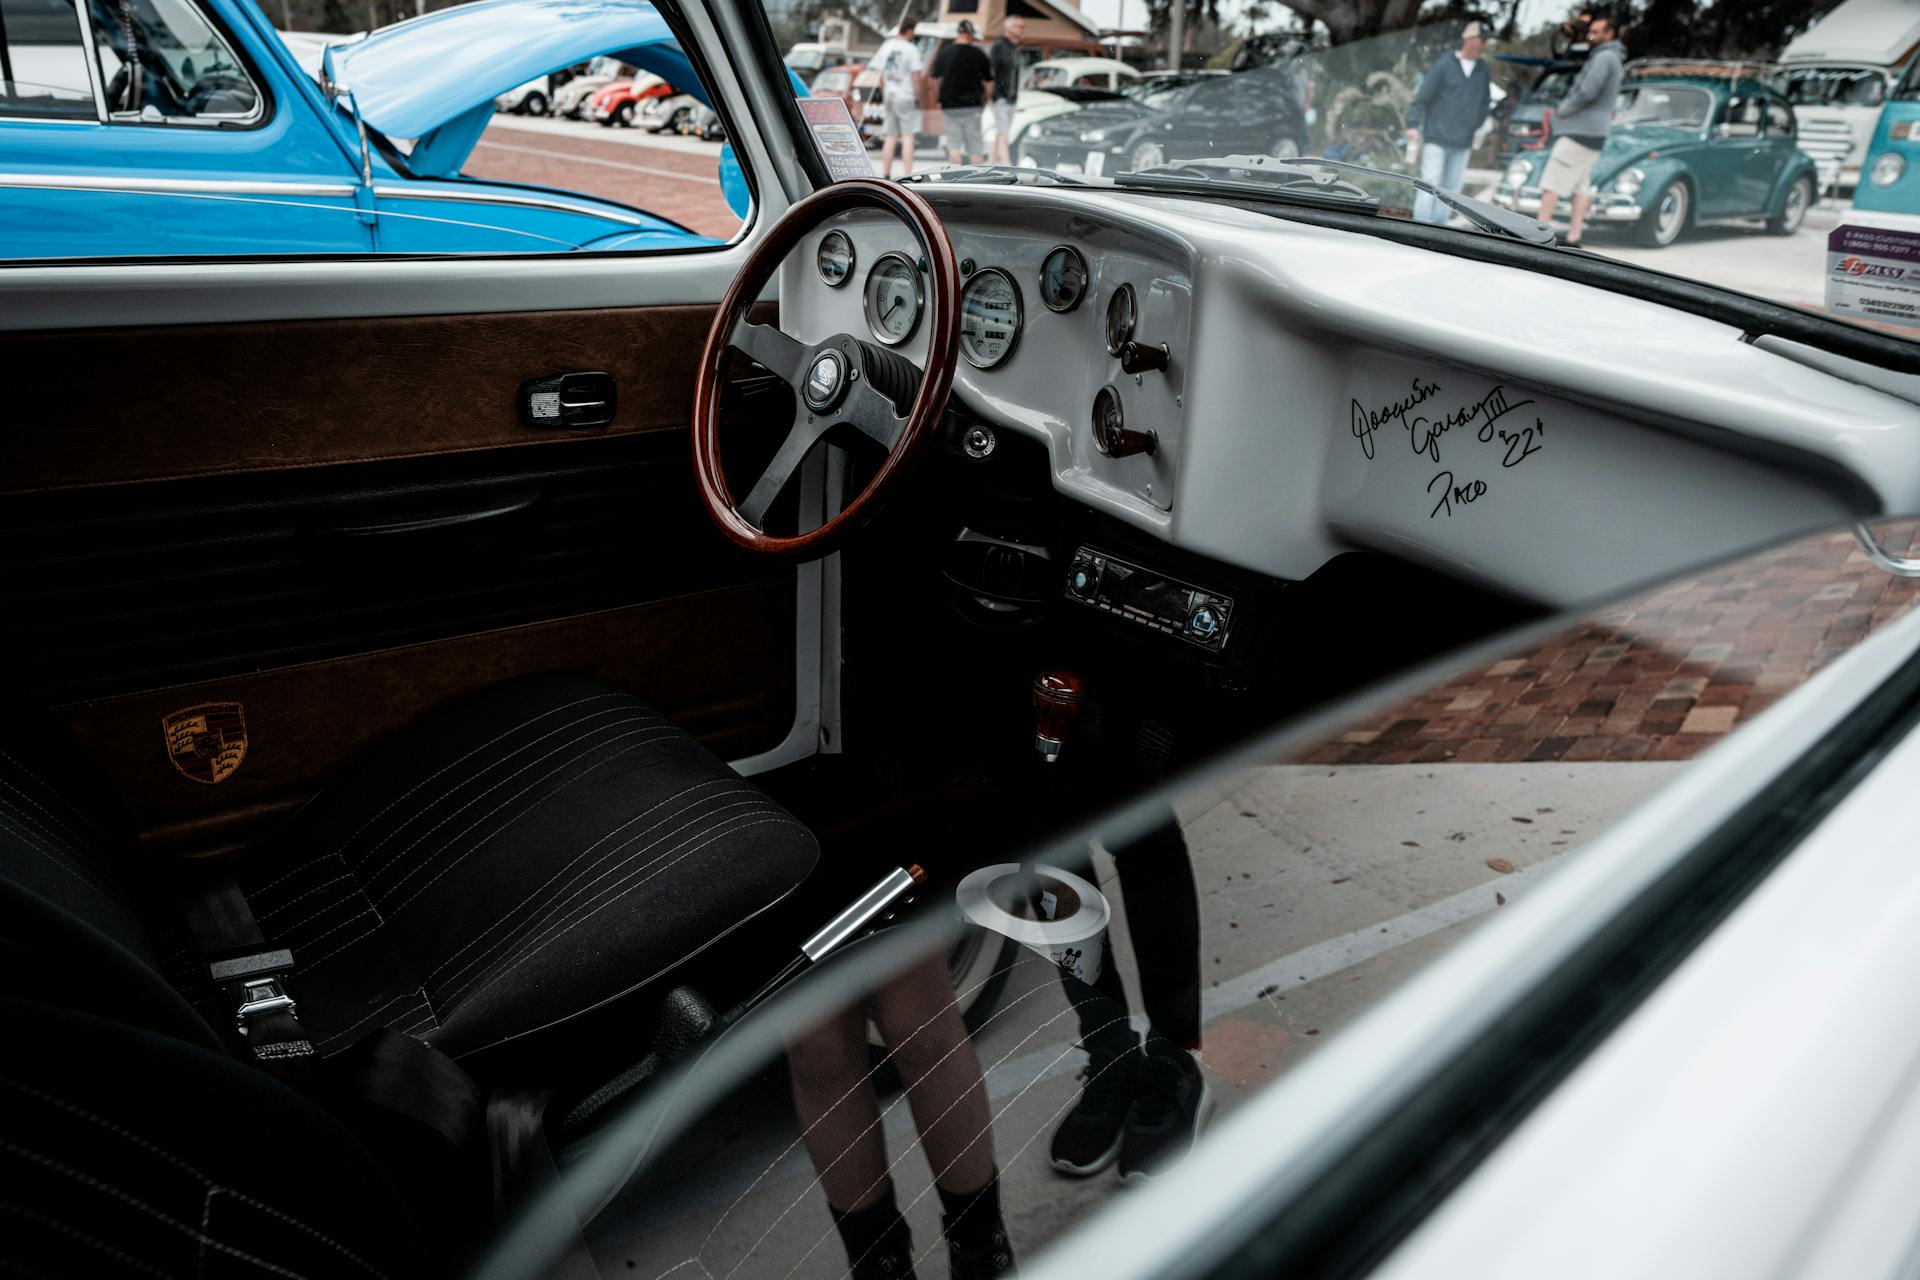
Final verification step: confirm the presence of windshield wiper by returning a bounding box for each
[1116,160,1382,214]
[899,164,1088,187]
[1120,154,1557,246]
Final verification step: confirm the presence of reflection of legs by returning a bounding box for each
[880,135,899,180]
[791,1006,890,1212]
[790,1005,917,1280]
[789,956,1013,1280]
[1536,188,1560,227]
[869,954,995,1195]
[1110,815,1202,1052]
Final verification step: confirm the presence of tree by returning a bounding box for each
[1624,0,1844,59]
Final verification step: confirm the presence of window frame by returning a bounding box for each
[0,0,108,124]
[81,0,272,130]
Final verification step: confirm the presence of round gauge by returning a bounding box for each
[864,252,922,346]
[960,268,1023,369]
[1092,384,1125,455]
[1105,283,1137,356]
[817,229,855,287]
[1039,245,1089,313]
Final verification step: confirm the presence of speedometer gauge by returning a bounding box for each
[1039,245,1088,312]
[1105,283,1137,356]
[960,268,1023,369]
[864,252,922,346]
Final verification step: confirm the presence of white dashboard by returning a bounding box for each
[778,183,1920,609]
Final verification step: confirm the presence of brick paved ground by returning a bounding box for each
[1299,521,1920,766]
[462,120,741,239]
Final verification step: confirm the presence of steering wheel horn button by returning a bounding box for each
[803,349,852,412]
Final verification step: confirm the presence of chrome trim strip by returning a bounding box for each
[371,183,647,227]
[76,0,109,121]
[0,172,357,197]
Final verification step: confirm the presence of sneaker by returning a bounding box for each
[1116,1046,1213,1183]
[945,1219,1016,1280]
[1048,1046,1138,1176]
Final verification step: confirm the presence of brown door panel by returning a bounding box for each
[2,303,801,861]
[57,585,798,860]
[2,303,769,493]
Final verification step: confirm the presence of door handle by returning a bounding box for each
[518,371,617,429]
[314,489,544,542]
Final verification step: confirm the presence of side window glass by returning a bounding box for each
[1,0,97,119]
[1765,99,1793,138]
[85,0,258,120]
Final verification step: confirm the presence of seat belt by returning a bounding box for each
[179,866,319,1076]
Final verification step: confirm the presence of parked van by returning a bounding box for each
[1778,0,1920,190]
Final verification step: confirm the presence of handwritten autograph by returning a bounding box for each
[1351,380,1537,465]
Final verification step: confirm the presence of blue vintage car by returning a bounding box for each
[0,0,746,258]
[1493,65,1820,248]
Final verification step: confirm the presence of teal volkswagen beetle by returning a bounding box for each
[1494,62,1819,248]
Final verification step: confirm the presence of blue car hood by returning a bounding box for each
[328,0,706,176]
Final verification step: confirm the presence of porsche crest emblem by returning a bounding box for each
[163,703,248,785]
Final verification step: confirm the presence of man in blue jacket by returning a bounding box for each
[1405,21,1493,225]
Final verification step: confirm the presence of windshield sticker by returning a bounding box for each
[1349,377,1549,519]
[1826,226,1920,331]
[797,97,875,182]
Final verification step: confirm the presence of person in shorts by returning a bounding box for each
[870,18,925,179]
[931,20,993,165]
[988,17,1025,164]
[1534,11,1626,248]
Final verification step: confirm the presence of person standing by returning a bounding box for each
[871,19,926,180]
[1535,11,1626,248]
[988,17,1025,165]
[930,20,994,166]
[1404,21,1493,226]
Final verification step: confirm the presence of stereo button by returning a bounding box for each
[1188,605,1222,641]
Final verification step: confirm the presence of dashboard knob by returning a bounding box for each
[1119,342,1170,375]
[1188,604,1222,640]
[963,424,997,460]
[1069,564,1097,597]
[1091,385,1157,458]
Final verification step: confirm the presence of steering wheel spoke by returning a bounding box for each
[737,415,828,529]
[840,377,911,452]
[730,319,811,386]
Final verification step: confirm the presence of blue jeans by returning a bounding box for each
[1414,144,1470,225]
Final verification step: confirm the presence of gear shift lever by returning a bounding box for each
[1033,670,1087,763]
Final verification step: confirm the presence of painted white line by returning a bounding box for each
[1204,857,1559,1021]
[473,138,721,186]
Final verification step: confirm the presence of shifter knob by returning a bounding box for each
[1033,670,1087,763]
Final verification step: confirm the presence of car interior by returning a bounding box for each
[10,3,1920,1278]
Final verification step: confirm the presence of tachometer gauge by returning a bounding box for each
[864,252,922,346]
[960,268,1023,369]
[817,229,855,287]
[1039,245,1088,313]
[1105,282,1136,356]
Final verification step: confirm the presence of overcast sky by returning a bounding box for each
[1073,0,1578,38]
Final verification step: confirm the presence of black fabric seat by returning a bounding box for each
[0,672,819,1275]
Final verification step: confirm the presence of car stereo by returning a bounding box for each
[1064,546,1233,651]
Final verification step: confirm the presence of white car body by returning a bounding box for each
[493,76,551,114]
[1780,0,1920,189]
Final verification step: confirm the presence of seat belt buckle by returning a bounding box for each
[209,948,300,1037]
[233,976,298,1035]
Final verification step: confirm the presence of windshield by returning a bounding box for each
[1782,65,1887,107]
[761,10,1916,353]
[1612,82,1713,129]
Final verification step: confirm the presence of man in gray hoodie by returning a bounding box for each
[1536,12,1626,247]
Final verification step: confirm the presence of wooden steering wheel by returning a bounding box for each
[693,178,961,558]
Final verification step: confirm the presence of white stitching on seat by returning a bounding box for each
[251,848,350,899]
[1,1140,311,1279]
[0,802,127,909]
[360,715,667,903]
[369,726,682,915]
[255,873,353,921]
[0,809,142,931]
[350,703,651,884]
[421,778,742,986]
[335,692,633,866]
[430,791,772,997]
[0,746,118,847]
[312,990,431,1053]
[0,772,114,874]
[0,1201,173,1278]
[0,1076,390,1277]
[454,815,801,1013]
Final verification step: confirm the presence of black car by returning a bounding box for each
[1018,65,1309,176]
[1495,54,1585,166]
